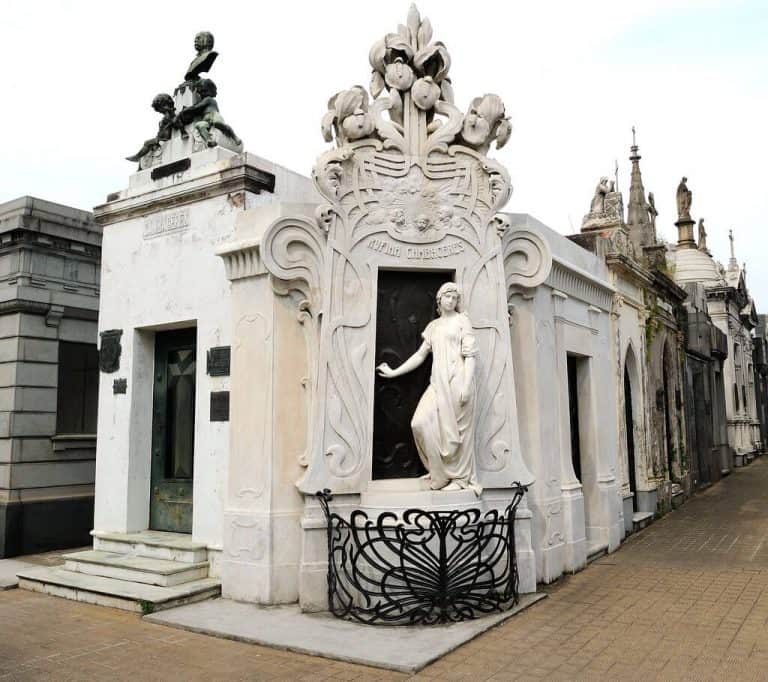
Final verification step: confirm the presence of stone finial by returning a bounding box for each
[728,229,739,271]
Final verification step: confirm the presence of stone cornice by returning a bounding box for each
[93,162,275,226]
[546,257,614,311]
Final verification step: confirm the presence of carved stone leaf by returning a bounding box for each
[424,100,463,154]
[417,17,433,50]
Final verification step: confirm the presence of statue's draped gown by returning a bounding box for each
[411,313,481,491]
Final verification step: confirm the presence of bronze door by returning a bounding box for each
[150,329,196,533]
[373,270,452,479]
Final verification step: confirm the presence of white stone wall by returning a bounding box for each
[505,214,621,584]
[93,151,318,550]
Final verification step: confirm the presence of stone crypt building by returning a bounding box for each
[0,197,101,558]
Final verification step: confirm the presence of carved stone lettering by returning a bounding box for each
[143,209,190,239]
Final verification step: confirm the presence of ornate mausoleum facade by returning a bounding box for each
[14,7,767,614]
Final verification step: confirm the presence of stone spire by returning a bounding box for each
[728,229,739,271]
[626,127,655,249]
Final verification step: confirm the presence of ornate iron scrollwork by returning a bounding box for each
[317,484,527,625]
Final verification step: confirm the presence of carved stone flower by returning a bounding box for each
[384,58,415,92]
[321,86,375,144]
[411,77,441,111]
[370,34,416,97]
[462,94,511,150]
[413,42,451,83]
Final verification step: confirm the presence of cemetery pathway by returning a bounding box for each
[2,458,768,680]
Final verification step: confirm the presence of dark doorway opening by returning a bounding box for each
[624,365,638,511]
[567,355,582,482]
[372,269,453,479]
[150,328,196,533]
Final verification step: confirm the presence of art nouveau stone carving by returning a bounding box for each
[261,4,534,494]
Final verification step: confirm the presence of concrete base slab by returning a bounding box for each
[145,594,547,673]
[0,558,33,589]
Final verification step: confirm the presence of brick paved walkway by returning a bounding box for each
[2,459,768,681]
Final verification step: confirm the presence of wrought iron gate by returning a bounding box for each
[317,485,527,625]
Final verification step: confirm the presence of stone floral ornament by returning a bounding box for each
[319,4,510,156]
[321,87,375,145]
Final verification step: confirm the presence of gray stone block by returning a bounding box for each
[9,460,95,488]
[10,412,56,438]
[58,319,98,344]
[18,313,57,340]
[0,313,21,340]
[0,338,19,363]
[14,387,57,413]
[0,388,13,411]
[0,364,14,388]
[0,411,9,438]
[18,338,58,363]
[14,363,57,388]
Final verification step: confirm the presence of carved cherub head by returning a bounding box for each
[151,93,175,115]
[194,31,214,53]
[390,208,407,228]
[196,78,217,98]
[462,94,511,150]
[321,86,375,145]
[415,214,431,232]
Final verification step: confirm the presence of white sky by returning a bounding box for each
[5,1,767,307]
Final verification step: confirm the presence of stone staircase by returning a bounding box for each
[17,530,220,613]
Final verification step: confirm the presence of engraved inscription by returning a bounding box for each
[406,242,464,260]
[367,238,401,257]
[366,237,465,260]
[143,209,191,239]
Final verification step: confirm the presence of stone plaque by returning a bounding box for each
[113,378,127,394]
[99,329,123,373]
[206,346,231,376]
[210,391,230,422]
[150,157,191,181]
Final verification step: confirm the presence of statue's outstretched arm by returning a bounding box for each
[377,342,430,378]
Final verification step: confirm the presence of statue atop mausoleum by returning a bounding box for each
[676,177,693,221]
[126,31,243,169]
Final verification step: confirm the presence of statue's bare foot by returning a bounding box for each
[419,473,431,480]
[442,482,462,491]
[429,479,449,490]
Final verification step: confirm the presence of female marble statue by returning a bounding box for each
[376,282,482,495]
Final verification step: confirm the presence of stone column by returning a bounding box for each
[216,206,308,603]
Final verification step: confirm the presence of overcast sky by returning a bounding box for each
[5,1,767,307]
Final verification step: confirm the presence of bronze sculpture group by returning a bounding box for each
[127,31,241,165]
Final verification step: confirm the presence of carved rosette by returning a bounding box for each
[262,5,535,494]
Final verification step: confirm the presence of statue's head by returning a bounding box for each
[681,176,688,184]
[194,31,215,53]
[436,282,461,314]
[196,78,217,98]
[151,93,175,114]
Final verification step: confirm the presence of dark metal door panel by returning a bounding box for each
[373,270,452,479]
[150,328,196,533]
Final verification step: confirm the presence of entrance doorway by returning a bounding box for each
[624,365,638,511]
[150,328,196,533]
[566,355,582,482]
[372,269,452,479]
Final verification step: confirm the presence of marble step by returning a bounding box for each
[92,530,208,563]
[63,550,209,587]
[17,565,220,613]
[632,511,655,532]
